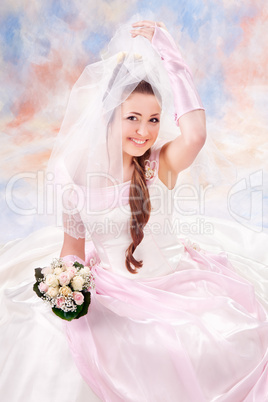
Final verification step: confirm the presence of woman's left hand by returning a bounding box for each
[130,20,167,42]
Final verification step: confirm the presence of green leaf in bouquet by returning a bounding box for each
[34,267,44,282]
[33,268,45,299]
[75,291,91,319]
[52,304,84,321]
[73,261,84,269]
[33,281,44,299]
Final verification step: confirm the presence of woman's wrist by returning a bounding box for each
[151,26,183,65]
[61,254,86,265]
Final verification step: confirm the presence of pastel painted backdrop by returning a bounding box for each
[1,0,267,244]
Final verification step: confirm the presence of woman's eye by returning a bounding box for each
[150,118,159,123]
[127,116,137,121]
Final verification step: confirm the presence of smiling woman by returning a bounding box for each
[1,17,268,402]
[121,86,161,158]
[56,20,267,400]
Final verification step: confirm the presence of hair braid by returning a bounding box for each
[123,79,161,274]
[125,149,151,274]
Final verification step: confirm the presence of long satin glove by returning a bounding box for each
[151,26,205,125]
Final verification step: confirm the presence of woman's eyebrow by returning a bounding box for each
[128,112,160,116]
[128,112,142,116]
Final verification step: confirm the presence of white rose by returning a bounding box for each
[71,276,85,291]
[47,286,59,298]
[41,266,53,276]
[84,266,90,273]
[60,286,72,297]
[79,267,90,278]
[54,268,63,275]
[45,274,59,287]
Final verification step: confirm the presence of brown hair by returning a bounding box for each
[125,80,156,274]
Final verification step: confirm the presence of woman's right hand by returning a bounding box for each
[130,20,167,43]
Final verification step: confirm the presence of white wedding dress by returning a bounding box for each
[0,141,268,401]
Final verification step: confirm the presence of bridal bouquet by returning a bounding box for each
[33,258,95,321]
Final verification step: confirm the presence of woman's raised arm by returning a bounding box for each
[158,109,206,188]
[131,20,206,188]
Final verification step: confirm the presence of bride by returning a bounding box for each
[1,19,267,402]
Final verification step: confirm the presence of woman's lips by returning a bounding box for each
[129,138,148,146]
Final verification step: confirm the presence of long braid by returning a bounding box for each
[125,148,151,274]
[103,58,160,274]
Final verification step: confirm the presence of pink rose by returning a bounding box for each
[73,292,84,305]
[56,296,65,309]
[59,272,70,286]
[64,260,74,268]
[66,266,77,279]
[38,282,49,293]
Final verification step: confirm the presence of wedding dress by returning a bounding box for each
[1,15,268,402]
[1,139,268,402]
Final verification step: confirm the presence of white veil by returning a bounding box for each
[46,17,236,237]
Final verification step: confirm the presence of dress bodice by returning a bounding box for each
[82,177,184,279]
[77,140,185,279]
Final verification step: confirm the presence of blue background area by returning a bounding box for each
[0,0,267,243]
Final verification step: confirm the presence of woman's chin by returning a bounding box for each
[126,148,149,158]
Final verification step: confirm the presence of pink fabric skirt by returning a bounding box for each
[65,242,268,402]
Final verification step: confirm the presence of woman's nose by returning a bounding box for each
[137,123,148,136]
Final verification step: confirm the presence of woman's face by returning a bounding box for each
[120,92,161,159]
